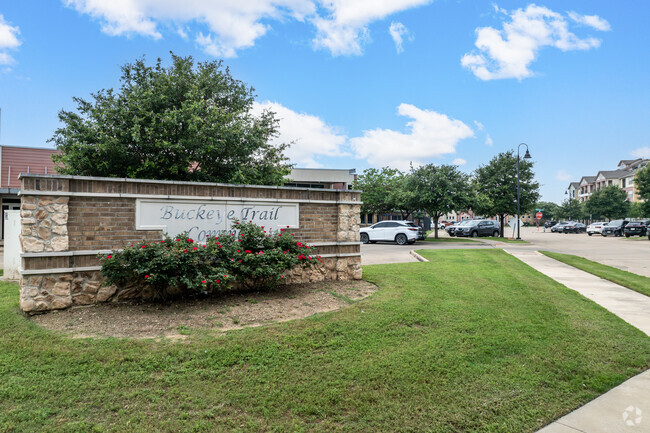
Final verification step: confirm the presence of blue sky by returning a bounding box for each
[0,0,648,203]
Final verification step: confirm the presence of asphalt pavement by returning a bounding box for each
[362,226,650,277]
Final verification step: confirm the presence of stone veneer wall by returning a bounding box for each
[19,175,361,313]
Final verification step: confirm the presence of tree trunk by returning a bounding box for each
[433,213,440,239]
[499,214,506,238]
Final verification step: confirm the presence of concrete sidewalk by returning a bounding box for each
[505,250,650,433]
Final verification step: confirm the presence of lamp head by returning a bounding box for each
[523,150,532,159]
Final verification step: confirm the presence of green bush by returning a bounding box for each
[101,221,319,300]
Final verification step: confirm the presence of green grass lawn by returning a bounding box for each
[540,251,650,298]
[0,250,648,432]
[480,236,530,243]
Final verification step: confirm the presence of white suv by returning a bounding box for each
[360,221,420,245]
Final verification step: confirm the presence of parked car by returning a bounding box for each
[544,220,558,229]
[587,222,606,236]
[624,221,648,237]
[601,220,629,237]
[454,220,501,238]
[360,220,421,245]
[550,222,569,233]
[447,220,472,237]
[561,222,586,233]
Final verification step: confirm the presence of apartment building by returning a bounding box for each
[572,158,648,203]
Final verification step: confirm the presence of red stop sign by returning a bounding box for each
[536,212,543,219]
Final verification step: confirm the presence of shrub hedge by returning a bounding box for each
[101,221,319,300]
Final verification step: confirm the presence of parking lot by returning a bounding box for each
[361,226,650,277]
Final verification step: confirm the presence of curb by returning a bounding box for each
[409,250,429,262]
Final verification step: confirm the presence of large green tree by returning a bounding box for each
[51,53,291,185]
[408,164,472,239]
[472,151,540,237]
[584,186,630,220]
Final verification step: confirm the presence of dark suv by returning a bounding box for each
[624,221,648,237]
[544,220,558,229]
[601,220,629,237]
[454,220,501,237]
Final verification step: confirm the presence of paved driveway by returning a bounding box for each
[361,226,650,277]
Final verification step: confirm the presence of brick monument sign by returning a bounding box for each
[18,174,362,313]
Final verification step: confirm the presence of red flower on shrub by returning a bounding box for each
[144,274,149,279]
[201,280,206,284]
[286,225,290,228]
[278,234,282,237]
[238,260,242,263]
[176,239,180,242]
[184,249,188,253]
[245,250,251,254]
[216,279,221,283]
[106,255,112,259]
[240,233,244,237]
[193,247,198,250]
[280,275,284,278]
[141,245,146,249]
[236,250,240,253]
[187,238,193,243]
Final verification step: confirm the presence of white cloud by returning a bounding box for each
[0,14,21,65]
[452,158,467,166]
[389,22,410,53]
[462,4,609,80]
[64,0,316,58]
[350,103,474,170]
[631,147,650,159]
[474,120,485,131]
[555,170,572,182]
[568,11,611,32]
[311,0,430,56]
[485,134,493,146]
[252,101,347,168]
[64,0,431,58]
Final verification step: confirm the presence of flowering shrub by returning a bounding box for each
[101,221,319,300]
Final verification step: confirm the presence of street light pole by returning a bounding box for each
[516,143,531,240]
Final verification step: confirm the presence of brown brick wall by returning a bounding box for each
[68,197,161,251]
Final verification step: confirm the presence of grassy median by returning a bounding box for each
[540,251,650,298]
[0,249,648,432]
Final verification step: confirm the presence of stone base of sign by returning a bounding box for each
[18,174,362,314]
[20,257,362,313]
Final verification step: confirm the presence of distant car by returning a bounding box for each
[561,222,586,233]
[624,221,648,237]
[454,220,501,238]
[544,220,558,229]
[447,220,472,237]
[601,220,629,237]
[587,222,606,236]
[551,222,569,233]
[360,220,421,245]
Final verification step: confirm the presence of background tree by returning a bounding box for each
[584,186,630,221]
[408,164,472,239]
[634,164,650,216]
[389,171,419,220]
[628,202,649,219]
[355,167,418,221]
[556,198,584,221]
[533,201,560,222]
[51,53,291,185]
[355,167,397,217]
[472,151,540,237]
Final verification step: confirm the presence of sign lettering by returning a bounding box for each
[136,199,299,242]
